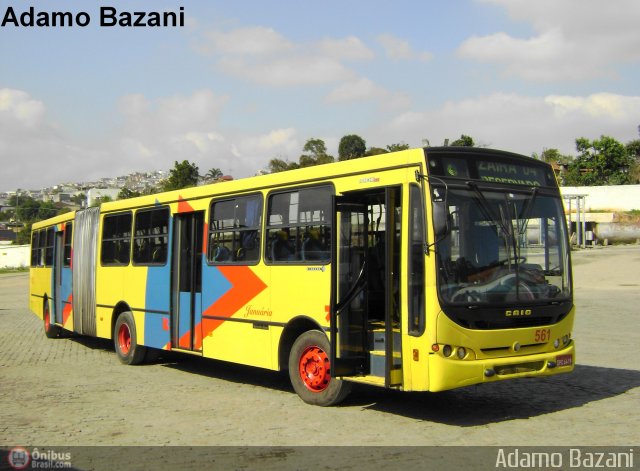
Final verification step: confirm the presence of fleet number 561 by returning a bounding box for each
[534,329,551,342]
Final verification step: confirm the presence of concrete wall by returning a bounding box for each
[0,245,30,268]
[561,185,640,212]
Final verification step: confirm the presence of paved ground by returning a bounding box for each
[1,246,639,468]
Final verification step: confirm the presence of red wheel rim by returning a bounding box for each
[44,305,50,331]
[118,323,131,355]
[298,345,331,392]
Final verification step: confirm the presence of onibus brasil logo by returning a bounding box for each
[7,447,30,469]
[7,447,72,469]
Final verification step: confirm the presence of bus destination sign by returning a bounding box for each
[476,160,547,186]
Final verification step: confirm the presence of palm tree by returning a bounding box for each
[205,167,223,182]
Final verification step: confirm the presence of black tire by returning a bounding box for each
[43,302,61,339]
[114,311,147,365]
[288,330,352,406]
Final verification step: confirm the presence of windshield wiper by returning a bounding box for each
[517,187,539,236]
[466,182,520,270]
[466,182,511,239]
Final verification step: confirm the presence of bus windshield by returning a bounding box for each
[435,185,571,306]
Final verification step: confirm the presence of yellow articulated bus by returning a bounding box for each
[29,147,575,406]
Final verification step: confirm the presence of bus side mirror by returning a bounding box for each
[432,201,449,239]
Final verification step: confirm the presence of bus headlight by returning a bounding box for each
[553,338,560,349]
[456,347,467,359]
[443,345,452,357]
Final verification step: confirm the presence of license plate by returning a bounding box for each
[556,354,573,367]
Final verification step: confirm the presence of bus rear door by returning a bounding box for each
[171,211,204,352]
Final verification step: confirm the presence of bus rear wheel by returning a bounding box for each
[43,303,61,339]
[114,311,147,365]
[288,330,352,406]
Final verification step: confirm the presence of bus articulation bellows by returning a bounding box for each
[29,147,575,406]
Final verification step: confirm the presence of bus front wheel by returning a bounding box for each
[288,330,352,406]
[43,303,61,339]
[114,312,147,365]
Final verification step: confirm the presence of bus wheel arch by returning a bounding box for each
[110,302,132,340]
[43,296,61,339]
[113,309,147,365]
[287,329,352,406]
[278,316,324,372]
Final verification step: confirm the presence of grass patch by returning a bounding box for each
[0,267,29,274]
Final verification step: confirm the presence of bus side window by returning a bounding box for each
[63,222,73,267]
[132,207,169,265]
[44,227,55,266]
[266,186,332,264]
[31,230,41,267]
[408,185,426,336]
[208,194,262,264]
[101,213,132,266]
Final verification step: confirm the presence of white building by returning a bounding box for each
[87,188,121,206]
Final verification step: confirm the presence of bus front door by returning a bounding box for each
[331,188,403,387]
[331,196,370,377]
[171,212,204,352]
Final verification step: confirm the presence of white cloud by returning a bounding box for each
[258,128,297,149]
[199,26,293,55]
[196,26,399,103]
[377,33,433,62]
[316,36,375,61]
[380,92,640,156]
[326,77,411,110]
[460,0,640,81]
[545,93,640,120]
[0,88,113,192]
[217,55,356,87]
[0,88,46,128]
[118,90,227,138]
[116,90,232,172]
[223,128,301,174]
[116,91,305,176]
[183,132,225,154]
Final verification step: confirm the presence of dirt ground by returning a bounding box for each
[1,246,639,469]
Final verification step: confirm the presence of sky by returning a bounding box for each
[1,0,639,192]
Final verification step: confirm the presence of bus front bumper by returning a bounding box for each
[427,341,575,392]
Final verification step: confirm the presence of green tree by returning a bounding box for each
[204,167,223,182]
[269,138,336,173]
[564,136,635,186]
[302,138,329,159]
[9,195,69,221]
[9,195,41,222]
[450,134,475,147]
[626,139,640,159]
[7,195,70,244]
[338,134,366,161]
[300,138,334,166]
[91,196,113,207]
[0,209,12,222]
[268,158,299,173]
[38,201,60,220]
[71,193,86,206]
[534,148,573,165]
[386,142,410,152]
[365,147,388,156]
[626,139,640,184]
[118,188,142,200]
[162,160,200,191]
[16,222,33,245]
